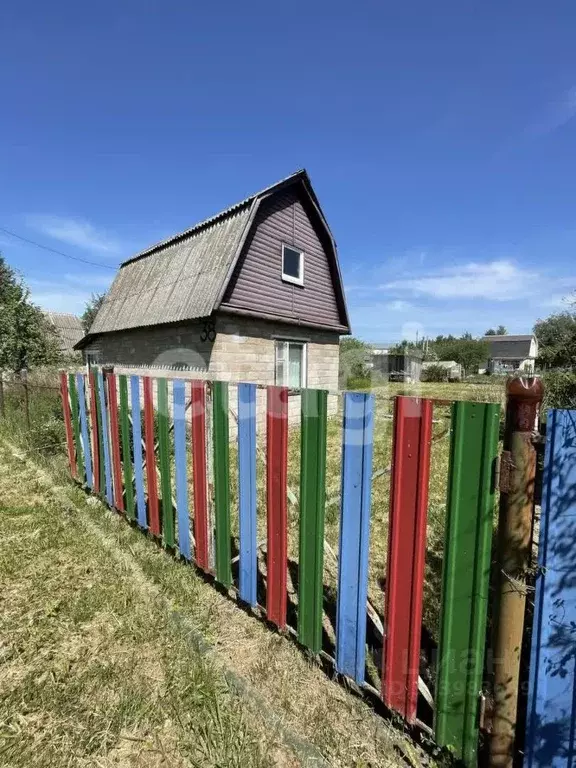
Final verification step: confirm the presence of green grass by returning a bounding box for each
[0,445,279,768]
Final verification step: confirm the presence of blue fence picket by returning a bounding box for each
[335,392,375,683]
[76,373,93,489]
[238,382,257,605]
[173,379,191,560]
[524,408,576,768]
[130,375,147,529]
[97,370,113,506]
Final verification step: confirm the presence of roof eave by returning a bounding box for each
[74,333,96,351]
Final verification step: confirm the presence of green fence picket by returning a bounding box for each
[298,388,328,653]
[213,381,231,587]
[119,374,135,520]
[157,378,174,547]
[435,400,500,766]
[68,373,83,479]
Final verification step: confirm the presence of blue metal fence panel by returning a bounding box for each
[525,409,576,768]
[76,373,93,489]
[97,371,113,506]
[238,382,257,605]
[173,379,191,560]
[335,392,375,683]
[130,375,147,529]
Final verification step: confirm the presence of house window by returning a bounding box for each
[86,351,101,367]
[282,244,304,286]
[275,340,307,388]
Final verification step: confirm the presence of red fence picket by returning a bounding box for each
[191,381,209,571]
[143,376,160,536]
[106,372,124,512]
[266,386,288,629]
[383,396,432,722]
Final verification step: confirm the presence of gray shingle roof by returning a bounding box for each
[82,169,348,341]
[482,335,535,359]
[90,207,251,334]
[43,312,83,355]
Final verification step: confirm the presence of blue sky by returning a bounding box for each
[1,1,575,342]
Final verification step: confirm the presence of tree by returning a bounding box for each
[426,334,489,375]
[449,338,490,375]
[534,311,576,369]
[0,254,61,371]
[485,325,507,336]
[82,292,106,333]
[339,336,371,385]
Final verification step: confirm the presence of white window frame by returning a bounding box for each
[281,243,304,286]
[274,338,307,388]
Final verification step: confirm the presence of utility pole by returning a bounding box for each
[490,376,544,768]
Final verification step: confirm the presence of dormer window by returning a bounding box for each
[282,244,304,286]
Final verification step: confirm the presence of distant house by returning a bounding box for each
[75,170,350,392]
[371,344,423,383]
[43,312,83,359]
[369,343,395,361]
[482,334,538,374]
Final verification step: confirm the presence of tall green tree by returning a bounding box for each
[484,325,507,336]
[81,292,106,333]
[0,254,61,371]
[535,311,576,369]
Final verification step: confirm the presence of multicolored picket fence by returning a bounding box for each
[61,369,504,766]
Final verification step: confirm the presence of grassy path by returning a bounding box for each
[0,441,437,768]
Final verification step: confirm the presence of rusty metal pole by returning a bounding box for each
[490,376,544,768]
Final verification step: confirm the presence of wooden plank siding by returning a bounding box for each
[222,188,343,329]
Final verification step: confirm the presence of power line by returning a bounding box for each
[0,226,119,270]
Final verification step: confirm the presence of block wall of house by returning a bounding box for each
[83,313,341,425]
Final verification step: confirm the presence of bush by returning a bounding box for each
[421,364,448,383]
[0,383,65,455]
[345,376,371,391]
[339,337,371,387]
[542,370,576,410]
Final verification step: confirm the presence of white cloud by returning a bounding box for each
[539,293,574,310]
[25,215,123,254]
[383,260,538,301]
[385,300,412,311]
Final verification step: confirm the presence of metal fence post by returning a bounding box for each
[22,368,31,430]
[490,376,544,768]
[0,371,4,419]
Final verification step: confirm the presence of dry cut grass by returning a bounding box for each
[0,444,287,767]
